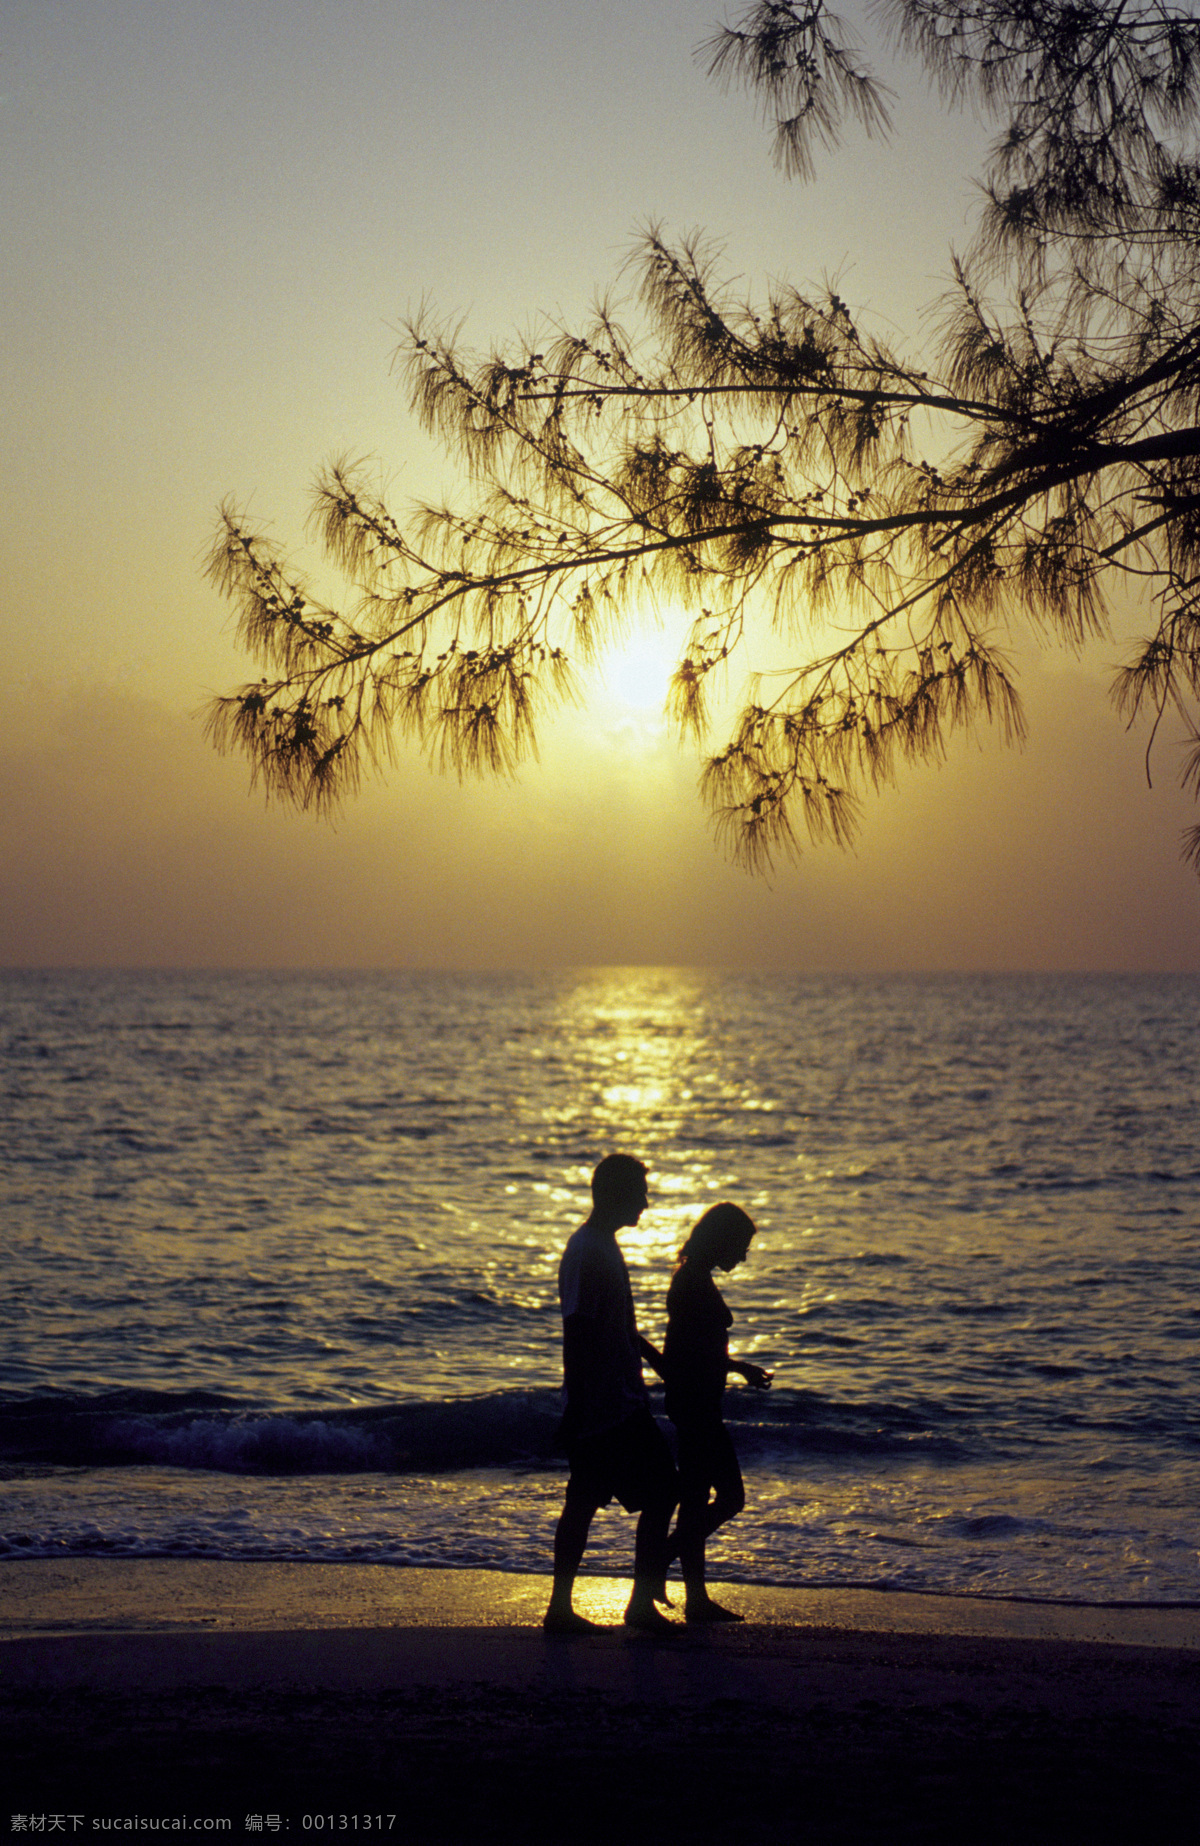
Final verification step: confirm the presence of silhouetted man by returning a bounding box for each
[544,1153,679,1634]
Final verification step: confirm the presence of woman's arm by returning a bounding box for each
[639,1333,667,1381]
[729,1357,773,1389]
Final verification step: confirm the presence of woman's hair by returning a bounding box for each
[677,1201,756,1268]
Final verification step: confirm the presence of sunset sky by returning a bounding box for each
[4,0,1198,971]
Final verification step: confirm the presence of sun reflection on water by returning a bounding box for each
[547,965,745,1266]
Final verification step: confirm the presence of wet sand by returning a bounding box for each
[4,1562,1199,1842]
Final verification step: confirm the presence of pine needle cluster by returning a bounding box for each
[206,1,1200,870]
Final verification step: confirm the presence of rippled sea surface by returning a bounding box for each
[3,968,1199,1603]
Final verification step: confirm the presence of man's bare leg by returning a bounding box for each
[624,1496,678,1633]
[544,1482,606,1633]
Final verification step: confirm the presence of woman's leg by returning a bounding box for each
[674,1421,712,1587]
[703,1422,745,1536]
[675,1421,746,1621]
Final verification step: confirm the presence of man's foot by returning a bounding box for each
[624,1601,679,1635]
[543,1606,606,1635]
[685,1598,745,1624]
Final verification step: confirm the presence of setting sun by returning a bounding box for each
[601,626,681,715]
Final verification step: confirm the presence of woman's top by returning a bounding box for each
[663,1261,734,1424]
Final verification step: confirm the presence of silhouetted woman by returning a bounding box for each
[663,1201,772,1622]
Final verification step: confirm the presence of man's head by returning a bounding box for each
[590,1153,649,1227]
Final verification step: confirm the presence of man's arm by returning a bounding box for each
[562,1313,599,1401]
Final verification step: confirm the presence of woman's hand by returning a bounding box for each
[735,1360,773,1390]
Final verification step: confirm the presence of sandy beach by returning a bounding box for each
[3,1562,1199,1844]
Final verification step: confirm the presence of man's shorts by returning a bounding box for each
[567,1407,678,1513]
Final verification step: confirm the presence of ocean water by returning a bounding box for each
[3,967,1199,1605]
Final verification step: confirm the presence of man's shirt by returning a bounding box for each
[558,1221,649,1441]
